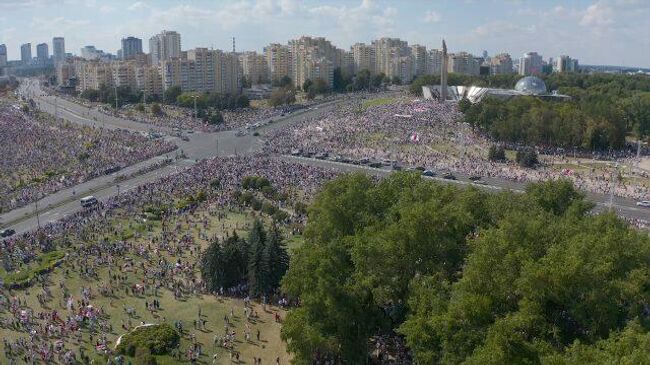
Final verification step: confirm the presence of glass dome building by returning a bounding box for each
[514,76,547,95]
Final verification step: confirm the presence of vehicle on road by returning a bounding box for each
[422,170,435,177]
[442,172,456,180]
[469,176,482,181]
[636,200,650,207]
[80,196,98,208]
[392,164,402,171]
[180,135,190,142]
[369,162,383,168]
[290,149,302,156]
[0,229,16,238]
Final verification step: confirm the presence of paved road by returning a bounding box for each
[282,155,650,222]
[1,80,365,234]
[4,79,650,236]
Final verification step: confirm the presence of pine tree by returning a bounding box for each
[222,232,248,288]
[247,220,269,297]
[201,238,225,292]
[266,224,290,290]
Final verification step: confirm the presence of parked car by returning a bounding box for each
[0,229,16,238]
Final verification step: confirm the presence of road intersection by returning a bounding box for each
[3,80,650,236]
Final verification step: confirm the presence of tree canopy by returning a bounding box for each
[281,172,650,364]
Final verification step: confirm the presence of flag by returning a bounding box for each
[410,132,420,143]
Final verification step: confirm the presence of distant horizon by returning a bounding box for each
[0,0,649,68]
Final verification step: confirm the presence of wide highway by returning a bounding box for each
[2,79,650,237]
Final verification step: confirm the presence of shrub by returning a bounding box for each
[135,347,158,365]
[261,202,278,216]
[516,147,539,168]
[116,323,179,355]
[488,145,506,162]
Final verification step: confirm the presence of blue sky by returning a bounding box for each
[0,0,648,67]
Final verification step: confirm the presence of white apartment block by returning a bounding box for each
[448,52,480,76]
[489,53,514,75]
[149,30,181,65]
[264,43,291,84]
[162,48,241,95]
[240,51,269,85]
[351,43,376,74]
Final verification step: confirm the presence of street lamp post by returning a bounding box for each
[114,85,118,111]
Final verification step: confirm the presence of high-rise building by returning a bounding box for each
[289,36,339,88]
[448,52,480,76]
[264,43,291,84]
[53,37,65,62]
[240,51,268,85]
[371,37,410,78]
[519,52,543,75]
[0,44,7,67]
[351,43,376,74]
[36,43,49,63]
[427,49,443,75]
[489,53,514,75]
[121,37,143,60]
[410,44,428,77]
[162,48,241,95]
[149,30,181,65]
[554,55,579,73]
[21,43,32,64]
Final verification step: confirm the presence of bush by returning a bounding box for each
[488,145,506,162]
[116,323,179,355]
[150,103,163,116]
[135,347,158,365]
[251,198,263,211]
[272,209,289,222]
[516,147,539,168]
[261,202,278,216]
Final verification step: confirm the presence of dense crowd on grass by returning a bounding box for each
[265,97,650,200]
[0,102,176,213]
[0,155,336,364]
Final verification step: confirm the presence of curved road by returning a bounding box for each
[2,80,650,236]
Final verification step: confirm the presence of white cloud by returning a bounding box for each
[423,10,441,23]
[580,2,614,26]
[127,1,148,11]
[99,5,114,13]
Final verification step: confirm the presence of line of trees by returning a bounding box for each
[201,220,289,297]
[280,172,650,364]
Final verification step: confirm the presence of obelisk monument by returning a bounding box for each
[441,39,448,101]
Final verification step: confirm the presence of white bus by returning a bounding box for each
[80,196,98,208]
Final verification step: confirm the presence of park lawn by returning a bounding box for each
[362,97,395,110]
[1,207,294,364]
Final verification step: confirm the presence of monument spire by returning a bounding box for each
[441,39,448,101]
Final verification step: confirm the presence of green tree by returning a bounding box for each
[150,103,163,116]
[163,86,182,105]
[248,220,269,296]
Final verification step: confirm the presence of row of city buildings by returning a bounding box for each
[1,31,579,95]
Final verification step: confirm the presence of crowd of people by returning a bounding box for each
[0,155,338,364]
[264,97,650,201]
[0,101,176,213]
[75,99,301,133]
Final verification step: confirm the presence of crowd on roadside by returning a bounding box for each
[264,97,650,201]
[0,155,338,364]
[0,102,176,213]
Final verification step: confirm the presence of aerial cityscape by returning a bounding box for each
[1,0,650,364]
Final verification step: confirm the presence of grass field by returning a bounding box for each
[362,97,395,110]
[0,206,293,364]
